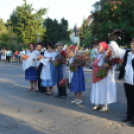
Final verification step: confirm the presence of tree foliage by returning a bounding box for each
[6,0,47,45]
[91,0,134,45]
[0,19,8,38]
[43,17,70,45]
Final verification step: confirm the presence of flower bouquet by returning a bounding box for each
[58,78,69,88]
[69,47,90,72]
[59,79,66,87]
[69,63,77,72]
[53,62,61,67]
[54,45,69,67]
[54,50,67,67]
[97,50,122,78]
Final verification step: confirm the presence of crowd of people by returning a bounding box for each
[0,48,29,63]
[7,29,134,124]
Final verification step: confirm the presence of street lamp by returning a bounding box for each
[37,33,40,43]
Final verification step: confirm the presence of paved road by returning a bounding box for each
[0,63,134,134]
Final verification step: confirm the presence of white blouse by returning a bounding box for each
[22,50,40,70]
[109,41,134,85]
[96,53,106,67]
[40,51,58,80]
[27,50,40,67]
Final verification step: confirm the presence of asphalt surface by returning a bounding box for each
[0,62,134,134]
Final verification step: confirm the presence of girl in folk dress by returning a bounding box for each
[90,41,116,112]
[41,42,57,95]
[25,43,40,90]
[69,46,86,105]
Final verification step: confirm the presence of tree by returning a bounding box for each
[91,0,134,45]
[6,0,47,46]
[0,33,10,48]
[43,17,70,45]
[82,30,92,47]
[77,19,88,45]
[0,19,8,38]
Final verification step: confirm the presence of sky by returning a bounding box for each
[0,0,99,29]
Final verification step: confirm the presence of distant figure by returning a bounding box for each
[89,45,95,61]
[6,49,12,63]
[1,49,6,61]
[19,49,25,63]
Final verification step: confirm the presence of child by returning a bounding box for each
[68,46,86,105]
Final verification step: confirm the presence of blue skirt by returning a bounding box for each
[25,67,38,81]
[55,64,63,83]
[41,63,56,87]
[70,66,86,92]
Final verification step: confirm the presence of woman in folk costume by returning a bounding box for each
[108,35,134,123]
[69,46,86,105]
[90,41,116,112]
[41,42,57,95]
[55,42,67,97]
[24,43,40,90]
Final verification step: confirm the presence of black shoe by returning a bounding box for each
[122,118,133,122]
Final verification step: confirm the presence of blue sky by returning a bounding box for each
[0,0,99,29]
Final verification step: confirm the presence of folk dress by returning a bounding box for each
[90,53,117,105]
[41,51,58,87]
[25,50,40,81]
[69,57,86,92]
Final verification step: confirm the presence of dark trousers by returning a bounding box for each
[38,63,47,92]
[124,83,134,119]
[6,56,11,62]
[57,83,67,96]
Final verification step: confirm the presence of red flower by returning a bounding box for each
[108,58,121,65]
[106,50,112,58]
[59,79,66,87]
[61,51,67,57]
[77,56,83,59]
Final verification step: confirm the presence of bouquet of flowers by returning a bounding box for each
[59,78,69,88]
[69,45,90,72]
[69,63,77,72]
[59,79,66,87]
[54,45,68,67]
[97,49,123,78]
[53,62,61,67]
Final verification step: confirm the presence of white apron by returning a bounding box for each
[90,53,117,105]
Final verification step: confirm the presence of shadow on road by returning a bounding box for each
[0,113,47,134]
[0,79,127,124]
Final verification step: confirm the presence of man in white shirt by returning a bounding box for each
[36,42,47,93]
[109,34,134,123]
